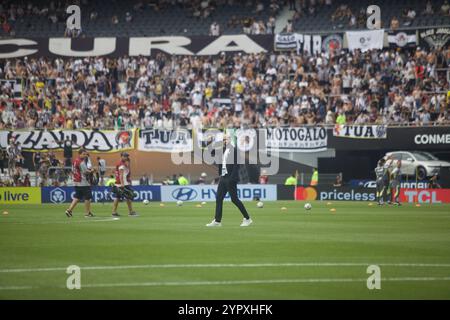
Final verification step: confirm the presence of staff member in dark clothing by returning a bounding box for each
[33,152,42,172]
[206,134,252,227]
[375,159,386,205]
[62,137,74,169]
[0,148,5,174]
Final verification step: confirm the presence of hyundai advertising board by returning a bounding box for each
[161,185,277,202]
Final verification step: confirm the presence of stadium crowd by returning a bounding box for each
[0,46,449,131]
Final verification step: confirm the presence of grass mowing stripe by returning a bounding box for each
[1,262,450,273]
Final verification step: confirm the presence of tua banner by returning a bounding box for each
[333,125,387,139]
[137,128,193,152]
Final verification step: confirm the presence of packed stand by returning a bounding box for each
[0,46,449,132]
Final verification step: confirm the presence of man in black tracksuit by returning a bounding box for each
[206,135,252,227]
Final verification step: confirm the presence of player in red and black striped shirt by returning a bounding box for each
[65,148,94,218]
[111,152,138,217]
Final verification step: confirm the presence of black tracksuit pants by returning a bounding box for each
[215,175,250,223]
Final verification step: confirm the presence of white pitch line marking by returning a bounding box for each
[0,262,449,273]
[80,277,450,288]
[0,285,34,290]
[1,277,450,290]
[6,217,120,225]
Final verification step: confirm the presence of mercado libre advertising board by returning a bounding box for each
[0,187,42,204]
[0,129,136,153]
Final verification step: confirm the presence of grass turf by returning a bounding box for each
[0,201,449,299]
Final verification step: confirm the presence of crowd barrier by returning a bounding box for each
[1,185,449,205]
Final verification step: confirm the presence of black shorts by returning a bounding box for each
[74,186,92,201]
[390,180,400,190]
[376,179,384,190]
[112,185,134,201]
[100,170,106,177]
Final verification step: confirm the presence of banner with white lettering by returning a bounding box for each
[333,125,387,139]
[0,129,135,153]
[275,33,324,55]
[0,36,273,59]
[346,29,384,52]
[266,127,327,152]
[419,27,450,49]
[328,126,450,151]
[274,33,297,51]
[294,34,322,55]
[138,128,193,152]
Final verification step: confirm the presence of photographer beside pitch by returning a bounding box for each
[206,134,252,227]
[112,152,138,217]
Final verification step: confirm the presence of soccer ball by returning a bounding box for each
[142,199,149,205]
[176,200,183,206]
[256,201,264,208]
[304,203,312,210]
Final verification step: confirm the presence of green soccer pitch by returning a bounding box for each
[0,201,449,299]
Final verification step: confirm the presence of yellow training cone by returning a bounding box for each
[2,211,9,215]
[415,203,421,207]
[281,207,287,211]
[159,203,165,207]
[368,203,373,206]
[330,208,336,213]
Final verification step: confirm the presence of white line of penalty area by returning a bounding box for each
[1,277,450,291]
[1,262,450,273]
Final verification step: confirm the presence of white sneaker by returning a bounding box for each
[206,220,222,227]
[240,218,253,227]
